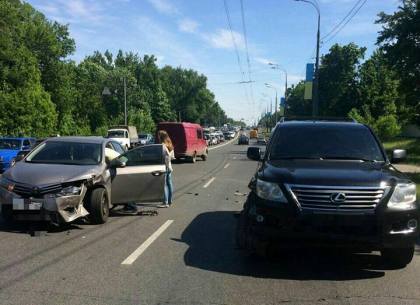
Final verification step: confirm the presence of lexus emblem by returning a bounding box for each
[330,192,346,203]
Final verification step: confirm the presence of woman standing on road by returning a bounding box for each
[159,130,174,208]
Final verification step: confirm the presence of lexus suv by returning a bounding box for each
[237,119,419,267]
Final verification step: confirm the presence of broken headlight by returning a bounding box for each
[56,185,82,197]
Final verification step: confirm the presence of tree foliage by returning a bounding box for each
[0,0,230,137]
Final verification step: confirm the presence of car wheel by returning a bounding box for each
[88,188,109,224]
[1,205,13,223]
[381,246,414,268]
[235,207,251,250]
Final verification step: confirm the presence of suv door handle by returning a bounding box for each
[151,171,165,176]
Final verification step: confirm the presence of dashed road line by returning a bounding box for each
[203,177,216,188]
[224,163,230,169]
[121,220,174,265]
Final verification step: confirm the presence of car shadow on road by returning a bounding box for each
[176,211,391,281]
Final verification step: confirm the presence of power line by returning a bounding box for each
[239,0,255,109]
[321,0,364,41]
[322,0,368,45]
[223,0,251,105]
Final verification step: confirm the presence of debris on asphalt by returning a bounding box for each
[234,192,247,196]
[138,210,158,216]
[195,193,199,196]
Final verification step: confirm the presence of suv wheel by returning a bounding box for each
[381,246,414,268]
[235,208,251,250]
[1,205,13,223]
[88,188,109,224]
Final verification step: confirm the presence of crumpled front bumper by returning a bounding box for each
[0,185,89,223]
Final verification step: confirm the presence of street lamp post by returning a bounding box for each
[294,0,320,117]
[265,83,278,126]
[268,63,288,116]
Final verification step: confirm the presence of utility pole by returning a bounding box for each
[294,0,320,117]
[284,72,288,116]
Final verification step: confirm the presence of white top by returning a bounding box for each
[163,145,174,172]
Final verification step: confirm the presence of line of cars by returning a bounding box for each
[0,121,211,226]
[204,128,237,146]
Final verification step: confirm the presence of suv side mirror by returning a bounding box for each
[110,158,126,168]
[392,149,407,163]
[247,147,261,161]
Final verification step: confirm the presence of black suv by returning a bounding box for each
[237,120,419,267]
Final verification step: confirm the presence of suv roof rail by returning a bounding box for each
[278,116,357,123]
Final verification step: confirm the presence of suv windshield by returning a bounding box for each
[26,141,102,165]
[269,125,385,162]
[108,130,125,138]
[0,139,21,150]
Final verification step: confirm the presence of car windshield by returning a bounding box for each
[0,139,21,150]
[26,141,102,165]
[269,125,385,162]
[108,130,125,138]
[139,134,148,139]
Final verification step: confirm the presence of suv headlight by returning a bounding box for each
[388,183,417,210]
[256,179,287,203]
[56,185,82,197]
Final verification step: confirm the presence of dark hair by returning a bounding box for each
[158,130,174,151]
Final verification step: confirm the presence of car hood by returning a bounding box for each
[4,161,103,186]
[0,149,19,161]
[260,160,407,186]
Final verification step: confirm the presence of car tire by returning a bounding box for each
[381,246,414,268]
[1,205,13,223]
[87,188,109,224]
[235,207,251,250]
[201,151,208,161]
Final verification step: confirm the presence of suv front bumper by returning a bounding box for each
[244,192,419,249]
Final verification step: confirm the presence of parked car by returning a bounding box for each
[0,137,167,225]
[0,137,36,173]
[204,134,211,146]
[138,133,153,145]
[238,119,419,268]
[107,125,139,150]
[210,135,218,146]
[157,122,208,163]
[238,134,249,145]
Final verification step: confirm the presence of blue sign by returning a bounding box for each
[280,97,285,106]
[306,63,314,81]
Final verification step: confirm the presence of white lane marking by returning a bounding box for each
[121,220,174,265]
[203,177,216,188]
[208,135,238,151]
[224,163,230,169]
[233,156,237,160]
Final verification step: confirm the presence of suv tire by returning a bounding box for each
[88,188,109,224]
[381,246,414,268]
[235,208,251,250]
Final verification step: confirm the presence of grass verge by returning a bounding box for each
[383,138,420,166]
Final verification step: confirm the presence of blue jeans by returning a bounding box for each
[164,171,173,205]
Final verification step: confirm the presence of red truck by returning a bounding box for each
[157,122,208,163]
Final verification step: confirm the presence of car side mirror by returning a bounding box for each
[110,158,126,168]
[247,147,261,161]
[16,152,26,162]
[391,149,407,163]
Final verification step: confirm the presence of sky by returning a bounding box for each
[28,0,400,125]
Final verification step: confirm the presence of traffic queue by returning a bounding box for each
[0,122,240,226]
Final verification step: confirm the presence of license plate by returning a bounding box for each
[12,198,25,210]
[28,202,42,210]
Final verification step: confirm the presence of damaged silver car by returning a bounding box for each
[0,137,166,225]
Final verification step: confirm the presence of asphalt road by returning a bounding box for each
[0,139,420,305]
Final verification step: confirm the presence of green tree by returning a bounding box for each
[318,43,366,116]
[376,0,420,124]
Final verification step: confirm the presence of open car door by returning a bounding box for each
[110,144,166,204]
